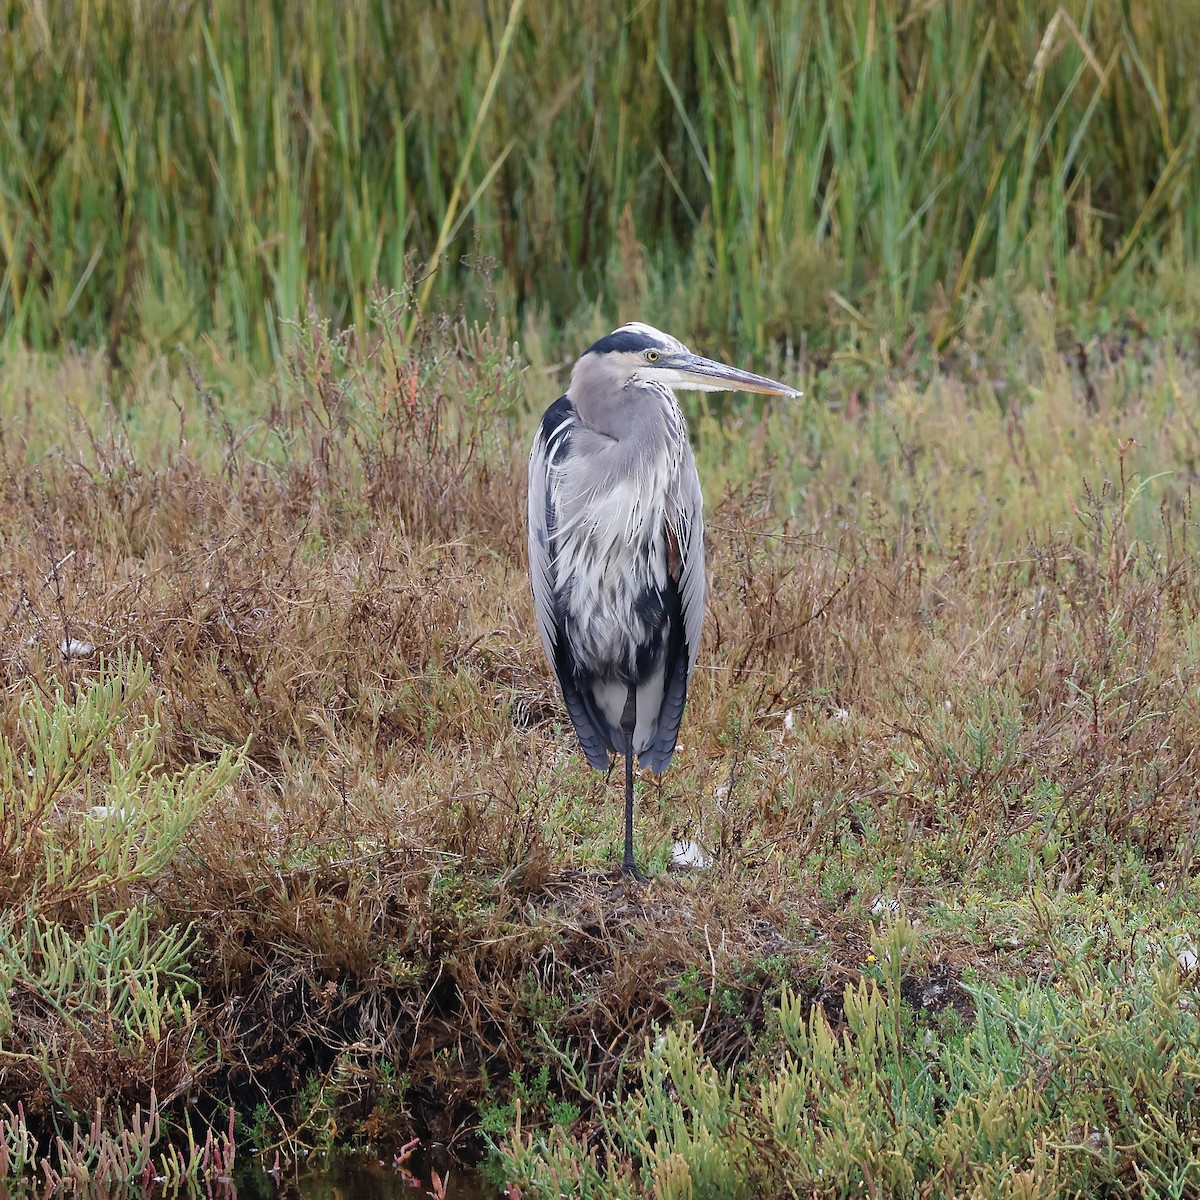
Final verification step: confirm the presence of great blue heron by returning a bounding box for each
[527,322,799,879]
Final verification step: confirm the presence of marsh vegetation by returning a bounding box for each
[2,2,1200,1197]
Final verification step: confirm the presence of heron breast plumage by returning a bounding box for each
[556,467,674,675]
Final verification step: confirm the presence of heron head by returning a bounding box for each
[573,322,801,400]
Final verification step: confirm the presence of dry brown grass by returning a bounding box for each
[1,303,1198,1173]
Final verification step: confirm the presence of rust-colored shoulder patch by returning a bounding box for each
[666,525,683,584]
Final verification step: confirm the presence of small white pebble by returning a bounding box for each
[87,806,129,820]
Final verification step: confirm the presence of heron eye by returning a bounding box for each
[646,350,659,362]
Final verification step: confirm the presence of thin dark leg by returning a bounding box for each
[619,685,648,882]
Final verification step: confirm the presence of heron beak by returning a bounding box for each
[662,354,801,397]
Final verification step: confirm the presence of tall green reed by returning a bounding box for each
[0,0,1196,360]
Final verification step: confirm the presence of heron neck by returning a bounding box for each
[573,379,680,450]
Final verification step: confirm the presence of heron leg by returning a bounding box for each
[619,685,648,882]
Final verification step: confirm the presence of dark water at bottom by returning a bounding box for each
[236,1154,492,1200]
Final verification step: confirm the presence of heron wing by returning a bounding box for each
[676,447,707,683]
[643,448,706,772]
[528,396,612,769]
[527,400,565,668]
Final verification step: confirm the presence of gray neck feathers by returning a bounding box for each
[571,374,682,488]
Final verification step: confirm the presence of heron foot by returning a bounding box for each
[620,859,650,884]
[557,865,649,887]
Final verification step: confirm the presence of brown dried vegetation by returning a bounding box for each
[1,304,1199,1174]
